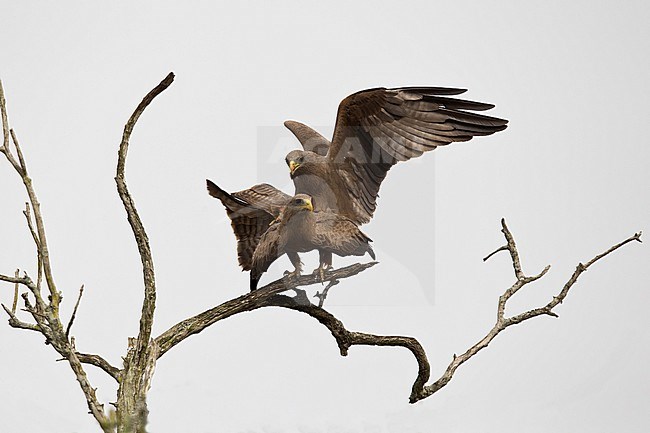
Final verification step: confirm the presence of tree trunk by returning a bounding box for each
[116,339,159,433]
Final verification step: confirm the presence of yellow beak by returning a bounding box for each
[289,160,300,174]
[303,199,313,212]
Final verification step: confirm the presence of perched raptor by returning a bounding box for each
[250,194,375,291]
[206,180,290,271]
[207,181,374,290]
[284,87,508,224]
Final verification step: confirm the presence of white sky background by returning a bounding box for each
[1,1,649,432]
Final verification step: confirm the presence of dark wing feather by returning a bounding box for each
[207,179,290,271]
[284,120,331,156]
[232,183,291,217]
[327,87,508,223]
[312,213,374,259]
[250,223,284,283]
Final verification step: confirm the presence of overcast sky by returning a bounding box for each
[1,1,649,432]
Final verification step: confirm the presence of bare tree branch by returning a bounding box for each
[154,262,377,358]
[11,269,19,313]
[0,80,114,432]
[11,129,27,172]
[2,302,40,331]
[66,284,85,340]
[408,219,642,403]
[482,245,507,262]
[0,80,60,311]
[0,79,9,151]
[74,353,121,381]
[115,72,174,362]
[110,72,176,433]
[314,279,339,307]
[23,203,43,290]
[265,293,430,403]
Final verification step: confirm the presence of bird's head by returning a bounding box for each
[285,150,305,176]
[288,194,314,213]
[285,150,322,177]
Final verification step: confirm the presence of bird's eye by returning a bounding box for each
[298,157,304,163]
[295,199,303,205]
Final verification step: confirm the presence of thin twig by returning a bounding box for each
[11,269,19,314]
[77,353,121,381]
[0,271,47,314]
[22,203,43,290]
[314,279,340,307]
[66,284,85,340]
[0,79,9,151]
[11,129,26,172]
[483,245,508,262]
[500,218,525,279]
[0,272,35,289]
[0,81,22,174]
[2,303,40,331]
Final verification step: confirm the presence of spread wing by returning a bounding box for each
[327,87,509,223]
[231,183,291,217]
[313,213,375,258]
[206,179,290,270]
[284,120,331,156]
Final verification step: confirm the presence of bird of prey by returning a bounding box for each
[206,180,374,290]
[284,87,508,224]
[206,180,290,271]
[250,194,375,291]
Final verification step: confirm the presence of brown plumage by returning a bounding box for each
[207,181,374,290]
[284,86,508,224]
[206,179,291,270]
[250,194,375,291]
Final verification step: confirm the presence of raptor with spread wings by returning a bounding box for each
[284,87,508,224]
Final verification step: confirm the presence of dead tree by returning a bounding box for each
[0,74,642,432]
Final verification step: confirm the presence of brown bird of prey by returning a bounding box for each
[206,180,290,272]
[206,180,374,290]
[284,87,508,224]
[249,194,375,291]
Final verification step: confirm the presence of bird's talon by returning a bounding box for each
[312,264,330,284]
[283,269,301,280]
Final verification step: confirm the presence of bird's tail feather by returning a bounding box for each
[367,244,376,260]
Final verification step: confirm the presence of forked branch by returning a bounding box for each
[409,219,641,402]
[0,80,116,432]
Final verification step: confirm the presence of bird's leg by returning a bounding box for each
[284,252,303,280]
[315,263,331,284]
[313,250,333,284]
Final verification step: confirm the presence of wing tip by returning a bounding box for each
[367,245,376,260]
[206,178,224,198]
[284,120,298,129]
[393,86,468,96]
[206,179,250,208]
